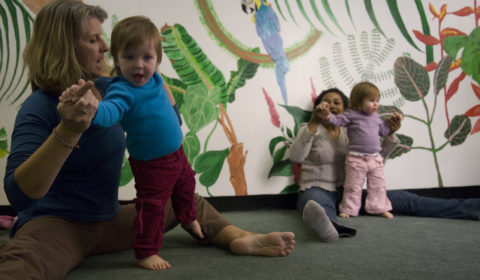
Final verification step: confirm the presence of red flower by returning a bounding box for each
[262,88,281,128]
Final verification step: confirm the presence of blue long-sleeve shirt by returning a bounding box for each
[92,72,183,161]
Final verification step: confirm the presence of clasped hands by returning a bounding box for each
[57,79,99,134]
[313,101,403,134]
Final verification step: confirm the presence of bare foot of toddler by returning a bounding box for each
[381,211,394,219]
[137,255,171,270]
[339,212,350,218]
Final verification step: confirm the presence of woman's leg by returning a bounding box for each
[0,216,100,280]
[90,204,136,256]
[297,187,356,239]
[182,195,294,256]
[297,187,338,222]
[388,190,480,220]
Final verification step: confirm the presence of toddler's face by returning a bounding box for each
[361,95,379,114]
[117,40,159,87]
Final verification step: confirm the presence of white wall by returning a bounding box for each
[1,0,479,205]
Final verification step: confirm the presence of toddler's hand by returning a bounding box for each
[317,102,330,119]
[59,79,94,104]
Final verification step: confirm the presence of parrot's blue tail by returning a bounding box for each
[275,63,288,104]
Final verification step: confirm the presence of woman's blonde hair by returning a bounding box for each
[349,81,380,111]
[109,16,163,76]
[23,0,107,96]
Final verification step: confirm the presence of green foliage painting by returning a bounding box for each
[264,1,480,189]
[1,0,479,198]
[160,22,260,195]
[0,0,33,105]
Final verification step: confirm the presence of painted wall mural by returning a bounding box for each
[0,0,479,204]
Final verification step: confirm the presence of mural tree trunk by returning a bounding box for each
[218,104,248,195]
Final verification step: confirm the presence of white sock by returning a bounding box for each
[303,200,339,242]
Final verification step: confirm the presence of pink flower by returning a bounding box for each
[262,87,281,128]
[310,77,317,104]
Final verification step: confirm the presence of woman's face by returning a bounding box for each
[75,17,108,78]
[321,92,346,115]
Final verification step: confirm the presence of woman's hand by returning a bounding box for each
[57,79,99,135]
[308,102,330,132]
[387,112,402,135]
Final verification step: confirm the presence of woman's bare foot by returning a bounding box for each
[137,255,171,270]
[339,212,350,218]
[229,232,295,257]
[182,219,205,239]
[381,211,394,219]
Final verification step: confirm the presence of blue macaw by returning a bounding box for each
[242,0,290,104]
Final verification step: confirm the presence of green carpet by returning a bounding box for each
[2,209,479,279]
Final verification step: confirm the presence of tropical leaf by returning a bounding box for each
[268,158,293,178]
[183,131,201,165]
[160,23,227,102]
[280,183,300,194]
[444,27,480,84]
[119,156,133,187]
[414,0,434,63]
[345,0,355,30]
[279,104,311,135]
[0,0,33,105]
[433,56,453,95]
[459,28,480,85]
[162,75,187,109]
[273,0,287,21]
[226,53,260,103]
[284,0,297,26]
[321,0,345,35]
[310,0,335,36]
[465,104,480,117]
[269,135,287,156]
[387,0,422,52]
[364,0,386,38]
[394,56,430,101]
[444,35,469,59]
[445,72,466,102]
[296,0,314,27]
[389,133,412,159]
[180,84,221,133]
[440,27,467,42]
[444,114,471,146]
[0,127,9,158]
[273,145,287,164]
[194,148,229,187]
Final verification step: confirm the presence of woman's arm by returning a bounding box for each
[289,123,317,163]
[13,83,98,199]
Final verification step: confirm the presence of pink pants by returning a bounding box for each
[339,153,392,216]
[129,145,197,260]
